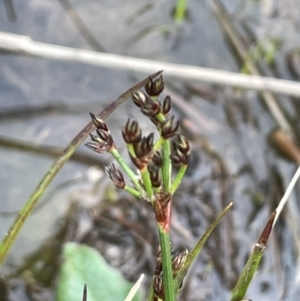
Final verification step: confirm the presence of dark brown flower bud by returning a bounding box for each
[153,273,164,300]
[132,90,147,107]
[86,115,115,153]
[145,74,164,97]
[96,129,112,143]
[172,248,189,274]
[176,135,190,154]
[148,166,162,188]
[89,112,109,132]
[105,163,125,189]
[134,133,154,160]
[161,115,180,139]
[162,95,172,115]
[85,141,112,153]
[171,135,190,165]
[141,97,161,117]
[152,151,162,167]
[122,119,142,144]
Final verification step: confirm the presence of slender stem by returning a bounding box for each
[140,167,153,202]
[158,225,175,301]
[126,143,135,158]
[171,165,187,194]
[124,186,141,198]
[111,148,143,192]
[162,139,171,193]
[153,137,165,151]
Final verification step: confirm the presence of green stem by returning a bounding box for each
[124,186,141,198]
[141,167,153,202]
[162,139,171,193]
[111,148,143,192]
[153,137,165,151]
[171,165,187,194]
[158,226,175,301]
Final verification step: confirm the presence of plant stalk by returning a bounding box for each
[171,165,187,194]
[162,139,171,193]
[158,225,175,301]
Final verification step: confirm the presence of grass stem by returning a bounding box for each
[158,226,175,301]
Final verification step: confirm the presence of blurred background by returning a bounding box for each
[0,0,300,300]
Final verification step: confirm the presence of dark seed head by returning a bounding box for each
[176,135,190,154]
[89,112,109,132]
[132,90,147,107]
[171,135,190,165]
[122,119,142,144]
[141,96,161,117]
[134,133,154,160]
[105,163,125,189]
[162,95,172,115]
[145,74,164,97]
[172,248,189,273]
[161,116,180,139]
[85,141,112,154]
[148,166,162,188]
[152,151,162,167]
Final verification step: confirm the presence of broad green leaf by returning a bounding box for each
[56,242,142,301]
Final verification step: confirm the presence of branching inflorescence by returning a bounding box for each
[85,72,190,301]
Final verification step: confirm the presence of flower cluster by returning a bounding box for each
[85,72,191,299]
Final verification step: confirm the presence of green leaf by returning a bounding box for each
[56,242,142,301]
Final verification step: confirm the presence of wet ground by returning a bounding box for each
[1,0,300,300]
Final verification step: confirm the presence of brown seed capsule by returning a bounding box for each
[134,133,154,160]
[145,74,164,97]
[152,151,162,167]
[141,96,161,117]
[162,95,172,115]
[132,90,147,107]
[176,135,190,154]
[153,273,164,300]
[148,166,162,188]
[85,141,112,154]
[172,248,189,274]
[122,119,142,144]
[105,163,125,189]
[89,112,109,132]
[171,135,190,165]
[161,116,180,139]
[86,113,115,153]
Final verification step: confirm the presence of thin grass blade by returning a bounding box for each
[231,211,276,301]
[0,70,163,266]
[174,202,233,293]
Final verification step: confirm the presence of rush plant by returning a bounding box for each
[85,72,232,301]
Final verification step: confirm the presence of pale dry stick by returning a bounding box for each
[1,32,300,97]
[274,166,300,226]
[123,274,145,301]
